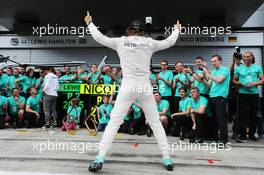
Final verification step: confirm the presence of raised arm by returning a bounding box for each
[152,20,181,52]
[84,12,119,50]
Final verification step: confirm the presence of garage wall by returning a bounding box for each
[0,46,262,68]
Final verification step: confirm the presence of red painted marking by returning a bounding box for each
[131,143,139,148]
[196,158,222,164]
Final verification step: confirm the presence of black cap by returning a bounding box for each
[128,20,144,31]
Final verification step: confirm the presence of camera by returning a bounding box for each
[233,46,242,60]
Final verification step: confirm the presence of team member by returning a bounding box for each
[62,98,81,131]
[233,52,264,142]
[203,55,231,144]
[189,57,209,98]
[27,68,36,88]
[100,65,116,84]
[154,92,171,130]
[0,68,8,92]
[85,12,180,171]
[0,93,8,129]
[172,61,191,113]
[7,88,26,128]
[97,95,113,132]
[85,64,100,84]
[171,87,192,140]
[157,60,174,102]
[59,66,74,83]
[25,87,42,128]
[189,87,209,143]
[43,67,59,129]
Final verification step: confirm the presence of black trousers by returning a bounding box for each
[25,112,42,127]
[208,96,228,143]
[238,93,259,138]
[173,115,192,135]
[0,114,5,129]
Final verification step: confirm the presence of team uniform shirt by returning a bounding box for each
[101,74,114,84]
[190,96,211,116]
[234,64,263,94]
[131,104,141,119]
[193,70,209,95]
[19,75,30,93]
[35,77,44,99]
[150,73,156,81]
[173,72,192,97]
[0,74,8,90]
[88,71,100,84]
[179,97,192,112]
[88,22,179,80]
[158,70,174,96]
[99,103,113,124]
[157,99,171,117]
[74,73,88,83]
[209,66,231,98]
[43,72,59,96]
[8,75,23,91]
[0,95,7,115]
[66,106,82,123]
[59,74,74,82]
[28,77,36,87]
[26,96,41,113]
[7,96,26,115]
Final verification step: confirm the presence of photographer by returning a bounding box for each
[229,47,242,140]
[233,51,264,142]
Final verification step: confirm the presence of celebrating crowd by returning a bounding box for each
[0,51,263,144]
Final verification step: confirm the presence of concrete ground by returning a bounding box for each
[0,128,264,175]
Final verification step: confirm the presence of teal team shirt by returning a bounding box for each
[158,70,174,96]
[26,96,41,113]
[99,103,113,124]
[35,77,44,99]
[59,74,74,82]
[234,64,263,94]
[173,73,192,97]
[101,74,114,84]
[193,70,209,94]
[0,74,8,90]
[209,66,230,98]
[157,99,171,116]
[67,106,82,123]
[88,72,100,84]
[74,73,88,83]
[179,97,192,112]
[190,96,211,116]
[0,95,7,115]
[7,96,26,114]
[150,73,156,81]
[28,77,36,87]
[131,104,141,119]
[20,75,30,93]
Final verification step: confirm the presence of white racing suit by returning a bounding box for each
[88,23,179,159]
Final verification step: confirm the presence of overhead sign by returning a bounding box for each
[0,32,263,48]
